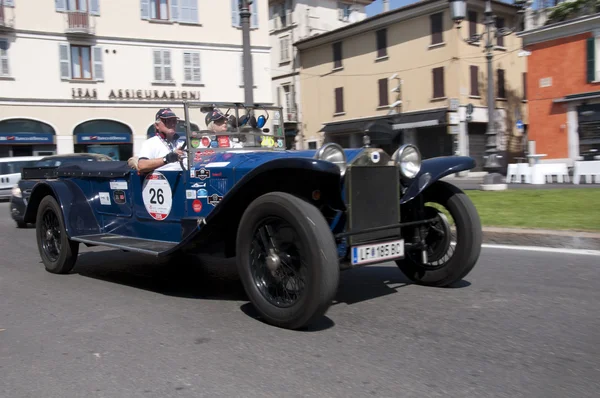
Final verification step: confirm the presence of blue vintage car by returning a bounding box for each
[24,101,482,330]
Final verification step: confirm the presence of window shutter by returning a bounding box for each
[59,43,71,80]
[378,78,388,106]
[335,87,343,113]
[183,52,192,81]
[231,0,240,27]
[468,11,477,41]
[522,72,527,100]
[496,18,505,47]
[90,0,100,15]
[251,1,258,28]
[433,67,444,98]
[587,37,595,83]
[170,0,179,21]
[153,49,162,81]
[497,69,505,98]
[189,0,198,23]
[92,46,104,81]
[376,29,387,58]
[193,52,201,82]
[430,13,442,45]
[470,65,479,96]
[333,42,342,68]
[55,0,66,12]
[0,40,9,76]
[163,50,172,81]
[141,0,150,20]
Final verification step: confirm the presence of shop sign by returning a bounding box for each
[0,133,55,144]
[76,133,132,144]
[71,88,201,101]
[72,88,98,99]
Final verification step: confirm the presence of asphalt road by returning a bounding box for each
[1,203,599,398]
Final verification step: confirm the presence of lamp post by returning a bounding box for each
[448,0,527,188]
[239,0,254,106]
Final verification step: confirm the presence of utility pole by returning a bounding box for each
[239,0,254,106]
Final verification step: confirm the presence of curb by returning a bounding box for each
[480,228,600,251]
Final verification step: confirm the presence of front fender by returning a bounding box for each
[400,156,475,204]
[23,180,100,238]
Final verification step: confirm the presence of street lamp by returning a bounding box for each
[448,0,528,187]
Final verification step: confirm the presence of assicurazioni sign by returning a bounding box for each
[72,88,201,101]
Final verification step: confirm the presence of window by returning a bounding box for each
[432,67,444,98]
[430,12,443,45]
[55,0,100,15]
[376,29,387,58]
[153,49,172,82]
[497,68,506,99]
[140,0,198,24]
[231,0,258,28]
[0,39,9,77]
[58,43,103,81]
[183,51,201,83]
[586,35,600,83]
[283,84,293,112]
[522,72,527,100]
[470,65,479,96]
[338,2,352,21]
[308,141,317,149]
[496,17,505,47]
[468,11,477,42]
[378,78,388,107]
[280,35,291,63]
[335,87,344,114]
[333,41,342,69]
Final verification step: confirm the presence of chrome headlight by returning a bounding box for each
[11,185,22,198]
[393,144,421,179]
[315,143,347,175]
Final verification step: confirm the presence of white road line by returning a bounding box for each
[481,243,600,256]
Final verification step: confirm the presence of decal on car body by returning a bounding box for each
[141,172,173,221]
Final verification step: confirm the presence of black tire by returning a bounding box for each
[35,195,80,274]
[236,192,339,330]
[396,181,482,287]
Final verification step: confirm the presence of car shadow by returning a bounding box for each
[72,249,471,331]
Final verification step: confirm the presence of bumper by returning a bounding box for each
[9,195,27,222]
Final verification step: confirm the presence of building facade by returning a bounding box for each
[0,0,271,160]
[519,13,600,164]
[269,0,373,149]
[295,0,528,170]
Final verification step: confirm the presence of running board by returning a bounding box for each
[70,234,178,257]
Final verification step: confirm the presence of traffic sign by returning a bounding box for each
[516,119,524,129]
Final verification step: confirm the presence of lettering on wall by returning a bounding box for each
[71,88,201,101]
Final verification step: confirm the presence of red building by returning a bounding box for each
[519,14,600,163]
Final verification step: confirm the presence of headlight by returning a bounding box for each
[11,185,22,198]
[393,144,421,179]
[315,143,347,175]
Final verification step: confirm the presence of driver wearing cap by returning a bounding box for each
[137,108,186,173]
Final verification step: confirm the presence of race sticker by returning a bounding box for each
[196,188,208,198]
[207,194,223,207]
[110,180,128,190]
[192,199,202,213]
[196,168,210,180]
[191,182,206,188]
[142,172,173,221]
[186,189,196,199]
[99,192,111,205]
[113,190,126,204]
[205,162,230,168]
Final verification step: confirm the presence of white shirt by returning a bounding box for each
[138,135,186,171]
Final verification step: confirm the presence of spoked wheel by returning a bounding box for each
[35,196,79,274]
[237,192,339,330]
[396,181,482,287]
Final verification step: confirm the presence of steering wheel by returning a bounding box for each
[178,139,188,170]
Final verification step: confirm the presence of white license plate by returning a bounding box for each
[351,239,404,266]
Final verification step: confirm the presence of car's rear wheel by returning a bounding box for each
[396,181,482,287]
[236,192,339,330]
[36,196,79,274]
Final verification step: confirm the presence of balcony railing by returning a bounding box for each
[65,11,95,35]
[0,4,15,30]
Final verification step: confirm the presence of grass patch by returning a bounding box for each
[464,189,600,232]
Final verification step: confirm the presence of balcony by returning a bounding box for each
[0,4,15,31]
[285,110,298,123]
[65,11,95,35]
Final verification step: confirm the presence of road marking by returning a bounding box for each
[481,243,600,256]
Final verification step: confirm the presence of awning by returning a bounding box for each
[553,91,600,103]
[391,108,447,130]
[319,115,394,134]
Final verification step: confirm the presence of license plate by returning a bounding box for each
[351,239,404,266]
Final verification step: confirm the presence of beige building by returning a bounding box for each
[268,0,373,149]
[0,0,270,160]
[294,0,529,169]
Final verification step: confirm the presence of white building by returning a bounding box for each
[268,0,373,149]
[0,0,271,160]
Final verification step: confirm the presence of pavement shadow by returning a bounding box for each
[74,249,247,301]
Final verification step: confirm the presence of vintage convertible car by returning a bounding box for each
[24,101,482,330]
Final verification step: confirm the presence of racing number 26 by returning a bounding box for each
[149,188,164,205]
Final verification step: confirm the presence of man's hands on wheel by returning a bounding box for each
[163,150,184,164]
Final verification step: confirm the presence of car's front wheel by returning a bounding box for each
[236,192,340,330]
[35,195,80,274]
